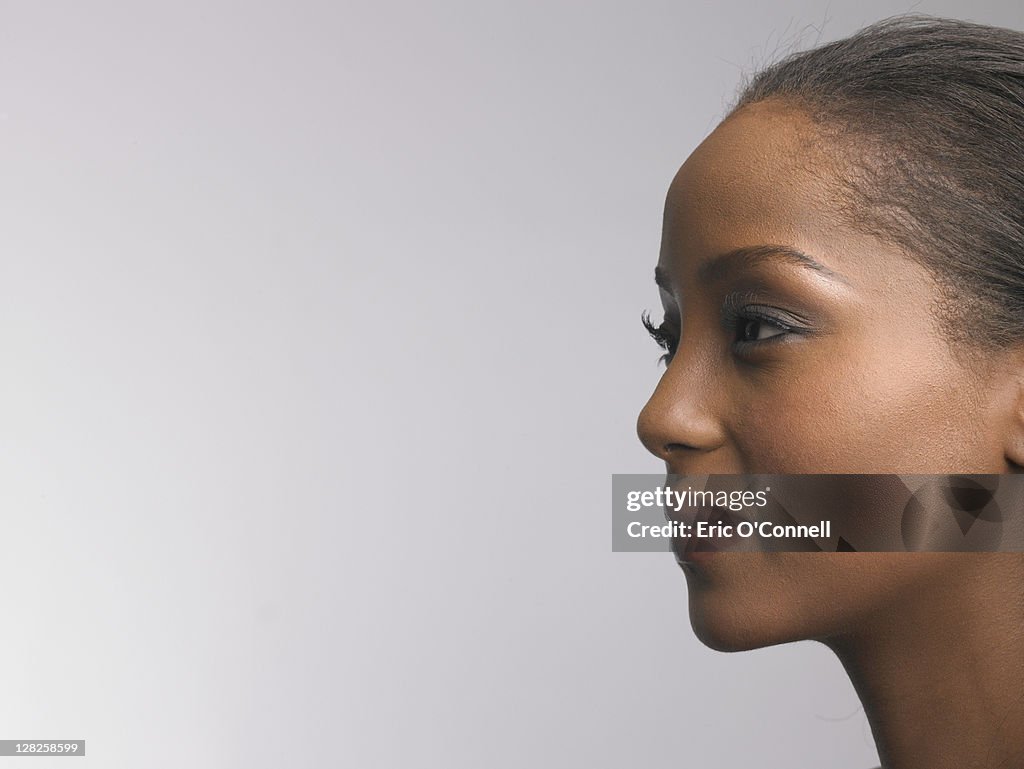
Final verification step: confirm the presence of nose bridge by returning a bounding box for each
[637,336,726,460]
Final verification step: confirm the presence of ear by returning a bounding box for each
[1004,364,1024,471]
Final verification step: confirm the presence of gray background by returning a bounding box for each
[2,1,1021,767]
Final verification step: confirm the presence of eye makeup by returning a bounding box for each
[643,284,827,366]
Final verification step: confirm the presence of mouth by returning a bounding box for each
[669,502,757,569]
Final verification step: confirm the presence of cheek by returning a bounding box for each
[727,345,994,473]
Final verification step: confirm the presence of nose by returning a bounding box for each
[636,350,728,469]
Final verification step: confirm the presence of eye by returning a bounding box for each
[642,311,677,364]
[736,317,788,343]
[722,293,811,353]
[725,299,812,355]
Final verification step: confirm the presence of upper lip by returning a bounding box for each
[676,505,754,561]
[662,477,758,561]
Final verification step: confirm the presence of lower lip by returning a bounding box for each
[672,533,722,572]
[672,506,749,569]
[677,552,714,574]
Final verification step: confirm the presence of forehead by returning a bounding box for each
[662,100,849,271]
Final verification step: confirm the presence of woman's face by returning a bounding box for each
[637,99,1024,651]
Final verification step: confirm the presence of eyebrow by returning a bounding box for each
[655,244,848,291]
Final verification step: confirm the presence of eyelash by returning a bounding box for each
[641,311,677,364]
[642,305,802,364]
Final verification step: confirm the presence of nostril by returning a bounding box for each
[665,441,701,453]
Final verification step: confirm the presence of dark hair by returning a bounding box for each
[731,15,1024,348]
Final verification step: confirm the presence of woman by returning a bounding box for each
[636,16,1024,769]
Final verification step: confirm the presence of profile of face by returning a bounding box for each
[636,99,1024,653]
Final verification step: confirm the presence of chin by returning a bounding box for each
[682,563,830,652]
[687,588,790,652]
[681,552,911,652]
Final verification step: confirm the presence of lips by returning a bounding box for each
[671,503,754,565]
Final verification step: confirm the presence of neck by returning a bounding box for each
[826,555,1024,769]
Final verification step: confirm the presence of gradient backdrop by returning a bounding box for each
[2,1,1022,767]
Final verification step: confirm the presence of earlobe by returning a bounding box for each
[1006,438,1024,472]
[1004,376,1024,471]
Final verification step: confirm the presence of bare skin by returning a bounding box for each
[636,99,1024,769]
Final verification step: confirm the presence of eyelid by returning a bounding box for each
[720,291,815,332]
